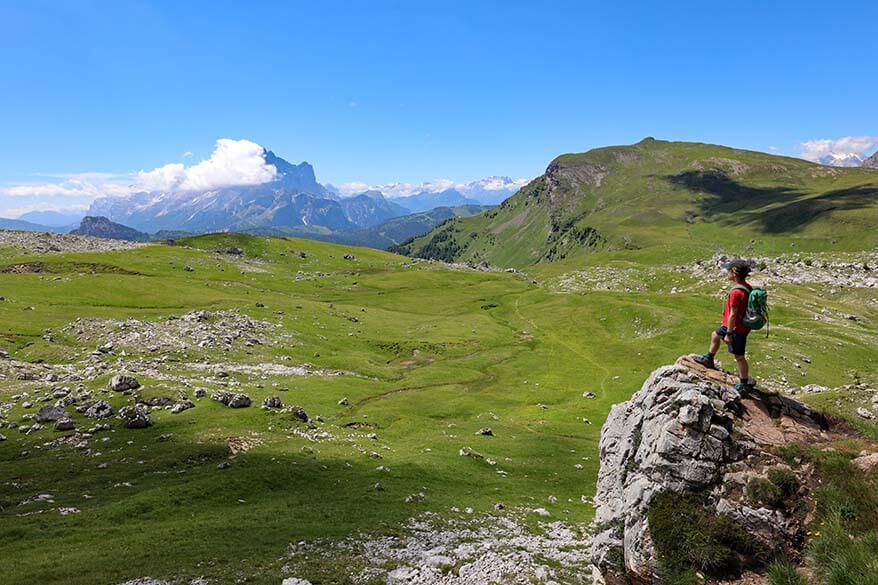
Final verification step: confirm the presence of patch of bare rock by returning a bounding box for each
[683,252,878,288]
[0,230,146,253]
[591,356,852,584]
[284,511,592,584]
[62,309,290,354]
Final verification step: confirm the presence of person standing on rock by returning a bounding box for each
[693,259,755,392]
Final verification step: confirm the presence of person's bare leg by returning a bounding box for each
[735,355,749,381]
[709,330,722,354]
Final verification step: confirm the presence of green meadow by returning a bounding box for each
[0,233,876,584]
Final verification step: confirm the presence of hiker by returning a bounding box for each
[693,259,758,392]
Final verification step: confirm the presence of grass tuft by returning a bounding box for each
[648,492,755,582]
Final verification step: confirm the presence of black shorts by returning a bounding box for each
[716,325,748,356]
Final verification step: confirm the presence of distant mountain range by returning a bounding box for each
[65,205,490,249]
[0,217,66,233]
[81,149,518,235]
[16,210,85,228]
[819,152,867,167]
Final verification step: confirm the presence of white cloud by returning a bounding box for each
[2,202,89,218]
[135,163,186,192]
[1,178,132,199]
[0,138,279,215]
[182,151,193,158]
[177,139,276,191]
[799,135,878,163]
[336,176,529,198]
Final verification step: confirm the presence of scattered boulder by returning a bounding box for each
[118,405,153,429]
[212,391,252,408]
[856,407,874,420]
[83,400,114,419]
[337,397,349,406]
[262,395,283,409]
[852,451,878,472]
[459,446,484,459]
[110,374,140,392]
[583,391,596,399]
[54,417,76,431]
[284,405,309,422]
[592,356,833,585]
[282,578,313,585]
[476,427,494,436]
[170,401,195,414]
[34,405,69,423]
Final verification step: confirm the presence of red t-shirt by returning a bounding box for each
[722,283,751,333]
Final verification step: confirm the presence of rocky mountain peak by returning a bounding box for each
[262,149,323,194]
[70,216,149,242]
[864,150,878,169]
[592,356,840,584]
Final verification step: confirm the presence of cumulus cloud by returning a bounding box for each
[799,135,878,162]
[134,139,276,192]
[176,139,276,191]
[135,163,186,192]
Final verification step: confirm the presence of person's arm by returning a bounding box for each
[725,307,738,343]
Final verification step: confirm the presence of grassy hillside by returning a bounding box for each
[398,139,878,268]
[0,232,875,584]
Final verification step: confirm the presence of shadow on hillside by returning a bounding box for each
[665,171,878,233]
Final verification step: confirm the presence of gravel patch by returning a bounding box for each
[285,511,593,584]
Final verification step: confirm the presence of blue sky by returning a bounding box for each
[1,0,876,217]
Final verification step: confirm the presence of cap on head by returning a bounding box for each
[722,258,752,278]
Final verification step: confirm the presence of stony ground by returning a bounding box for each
[282,511,593,585]
[0,230,146,254]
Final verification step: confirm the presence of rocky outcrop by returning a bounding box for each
[863,151,878,169]
[592,356,834,584]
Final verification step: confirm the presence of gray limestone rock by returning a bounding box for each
[118,404,153,429]
[592,357,830,584]
[83,400,114,419]
[110,374,140,392]
[34,405,70,423]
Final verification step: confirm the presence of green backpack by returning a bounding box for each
[732,285,769,332]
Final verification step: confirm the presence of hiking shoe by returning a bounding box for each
[692,353,716,369]
[734,381,756,395]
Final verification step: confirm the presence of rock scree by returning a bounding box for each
[592,356,839,584]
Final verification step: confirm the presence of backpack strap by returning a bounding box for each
[730,284,751,295]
